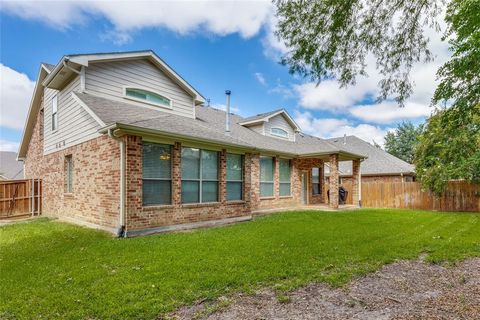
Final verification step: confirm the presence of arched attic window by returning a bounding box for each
[271,127,289,138]
[124,87,172,109]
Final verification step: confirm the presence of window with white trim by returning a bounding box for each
[271,127,288,138]
[279,159,291,196]
[181,148,218,203]
[226,153,243,201]
[260,156,274,197]
[312,167,322,195]
[65,155,73,193]
[52,95,58,131]
[124,88,172,108]
[142,142,172,206]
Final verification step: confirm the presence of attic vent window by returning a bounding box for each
[271,127,288,138]
[124,87,172,109]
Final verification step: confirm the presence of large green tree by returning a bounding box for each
[275,0,480,192]
[384,122,422,163]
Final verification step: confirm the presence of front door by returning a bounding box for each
[301,172,308,205]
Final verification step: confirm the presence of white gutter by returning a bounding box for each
[108,128,126,237]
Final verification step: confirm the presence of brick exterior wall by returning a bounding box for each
[124,136,251,232]
[24,106,351,235]
[24,109,121,230]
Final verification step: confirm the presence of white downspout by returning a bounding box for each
[108,128,126,237]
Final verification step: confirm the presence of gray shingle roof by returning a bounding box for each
[239,109,285,124]
[0,152,24,180]
[325,136,415,176]
[75,93,366,158]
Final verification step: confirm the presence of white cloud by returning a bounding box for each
[1,1,273,42]
[349,101,434,124]
[0,139,20,152]
[294,110,391,147]
[254,72,267,86]
[262,14,289,60]
[0,64,36,130]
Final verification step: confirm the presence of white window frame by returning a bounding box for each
[226,153,244,201]
[65,155,73,193]
[181,148,219,204]
[123,86,173,110]
[270,127,289,138]
[51,95,58,132]
[279,158,292,196]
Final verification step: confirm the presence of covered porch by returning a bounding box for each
[295,153,363,209]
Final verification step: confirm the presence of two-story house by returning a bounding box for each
[18,50,366,236]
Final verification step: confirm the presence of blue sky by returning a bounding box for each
[0,1,449,152]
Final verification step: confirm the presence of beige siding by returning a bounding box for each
[264,114,295,141]
[43,76,101,155]
[85,59,195,118]
[249,123,265,135]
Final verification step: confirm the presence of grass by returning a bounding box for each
[1,209,479,319]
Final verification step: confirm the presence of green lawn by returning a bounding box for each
[1,209,479,319]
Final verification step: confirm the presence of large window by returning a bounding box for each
[226,153,243,201]
[52,95,58,131]
[260,156,274,197]
[279,159,291,196]
[312,167,322,195]
[181,148,218,203]
[125,87,172,108]
[65,155,73,193]
[142,142,172,206]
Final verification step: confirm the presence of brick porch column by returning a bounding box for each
[319,160,325,203]
[249,154,260,210]
[352,159,360,206]
[329,154,339,209]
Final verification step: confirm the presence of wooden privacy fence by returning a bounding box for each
[358,180,480,212]
[0,179,42,219]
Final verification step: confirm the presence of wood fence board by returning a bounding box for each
[0,179,42,218]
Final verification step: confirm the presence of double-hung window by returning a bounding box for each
[260,156,274,197]
[181,148,218,203]
[279,159,291,196]
[226,153,243,201]
[142,142,172,206]
[65,155,73,193]
[52,95,58,131]
[312,167,322,195]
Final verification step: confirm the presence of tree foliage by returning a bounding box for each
[384,122,422,163]
[414,104,480,194]
[274,0,444,105]
[275,0,480,192]
[433,0,480,107]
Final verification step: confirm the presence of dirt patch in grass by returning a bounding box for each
[170,257,480,320]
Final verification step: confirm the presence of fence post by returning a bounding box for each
[31,178,35,216]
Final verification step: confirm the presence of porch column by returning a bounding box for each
[329,154,339,208]
[352,159,361,206]
[219,149,227,203]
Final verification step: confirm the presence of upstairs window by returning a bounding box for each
[271,127,288,138]
[124,87,172,108]
[52,95,58,131]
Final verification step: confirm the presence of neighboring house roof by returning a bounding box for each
[0,152,24,180]
[325,135,415,176]
[239,108,300,131]
[74,92,367,160]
